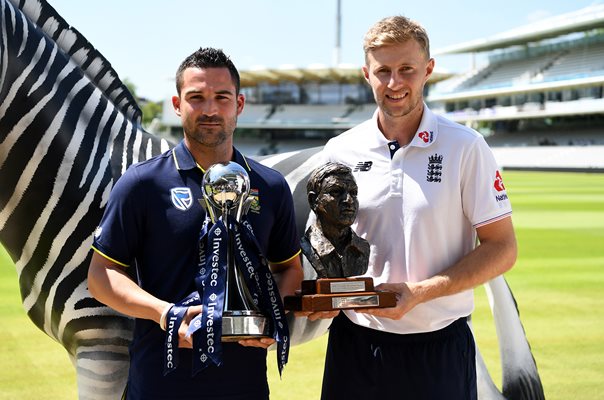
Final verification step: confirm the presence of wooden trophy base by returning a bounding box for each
[284,277,397,311]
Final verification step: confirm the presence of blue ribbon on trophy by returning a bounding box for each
[231,219,289,374]
[191,217,229,374]
[162,162,289,376]
[163,292,200,375]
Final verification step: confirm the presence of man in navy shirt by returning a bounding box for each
[88,47,303,399]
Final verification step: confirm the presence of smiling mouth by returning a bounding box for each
[386,92,408,101]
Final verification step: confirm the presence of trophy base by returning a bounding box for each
[284,291,397,311]
[221,310,271,342]
[284,278,397,311]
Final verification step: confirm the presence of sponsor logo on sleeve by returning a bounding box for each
[494,171,509,202]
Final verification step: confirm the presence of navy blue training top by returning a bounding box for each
[92,141,300,398]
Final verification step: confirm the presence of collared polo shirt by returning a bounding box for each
[92,140,300,397]
[321,104,512,334]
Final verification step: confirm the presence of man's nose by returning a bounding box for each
[388,72,404,90]
[201,100,218,116]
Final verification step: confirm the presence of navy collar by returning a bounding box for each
[171,141,252,173]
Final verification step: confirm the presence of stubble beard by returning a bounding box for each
[376,89,423,120]
[189,128,227,148]
[185,116,236,148]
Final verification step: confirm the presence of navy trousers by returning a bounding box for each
[321,314,477,400]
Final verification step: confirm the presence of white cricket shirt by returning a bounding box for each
[322,104,512,334]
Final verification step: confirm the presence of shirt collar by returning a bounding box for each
[306,224,366,258]
[171,140,253,173]
[307,224,337,258]
[407,103,439,148]
[369,103,439,150]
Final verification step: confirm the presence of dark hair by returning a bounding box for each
[175,47,241,95]
[307,162,354,205]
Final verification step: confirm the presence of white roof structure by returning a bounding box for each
[433,4,604,55]
[427,4,604,125]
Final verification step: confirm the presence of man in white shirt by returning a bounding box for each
[320,15,517,400]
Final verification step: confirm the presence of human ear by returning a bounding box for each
[308,191,318,211]
[172,96,181,116]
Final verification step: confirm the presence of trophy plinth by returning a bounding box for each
[284,277,397,311]
[202,162,270,341]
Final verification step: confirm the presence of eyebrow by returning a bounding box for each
[215,89,235,96]
[183,88,235,96]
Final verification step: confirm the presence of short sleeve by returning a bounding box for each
[92,166,145,266]
[461,137,513,228]
[266,177,300,264]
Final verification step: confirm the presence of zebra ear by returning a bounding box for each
[20,0,143,125]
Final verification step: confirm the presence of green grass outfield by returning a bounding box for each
[1,171,603,399]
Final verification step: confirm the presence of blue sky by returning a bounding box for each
[47,0,602,100]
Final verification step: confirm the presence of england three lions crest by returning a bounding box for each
[171,187,193,211]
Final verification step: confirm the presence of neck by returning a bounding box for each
[378,102,424,146]
[184,138,234,170]
[316,222,350,252]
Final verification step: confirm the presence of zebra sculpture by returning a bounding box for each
[0,0,544,399]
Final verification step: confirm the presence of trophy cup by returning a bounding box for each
[201,162,270,340]
[284,162,397,312]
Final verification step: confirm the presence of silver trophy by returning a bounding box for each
[201,162,270,341]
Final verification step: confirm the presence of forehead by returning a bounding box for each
[181,67,235,92]
[366,40,427,67]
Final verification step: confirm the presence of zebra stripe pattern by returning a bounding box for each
[1,0,168,397]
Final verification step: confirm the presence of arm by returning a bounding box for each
[238,254,304,348]
[269,254,304,300]
[88,251,201,347]
[361,216,517,319]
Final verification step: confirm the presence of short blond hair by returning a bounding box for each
[363,15,430,60]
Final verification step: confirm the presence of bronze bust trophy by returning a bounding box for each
[301,162,369,278]
[285,162,396,311]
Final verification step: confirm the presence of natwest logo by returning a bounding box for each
[418,131,431,143]
[493,171,506,192]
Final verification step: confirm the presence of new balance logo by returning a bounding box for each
[354,161,373,172]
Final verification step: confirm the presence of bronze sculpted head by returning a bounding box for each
[302,162,369,278]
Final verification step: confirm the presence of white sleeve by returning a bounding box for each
[461,136,513,228]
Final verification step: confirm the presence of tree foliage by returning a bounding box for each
[123,78,163,128]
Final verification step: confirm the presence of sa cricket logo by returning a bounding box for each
[171,187,193,211]
[249,189,261,214]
